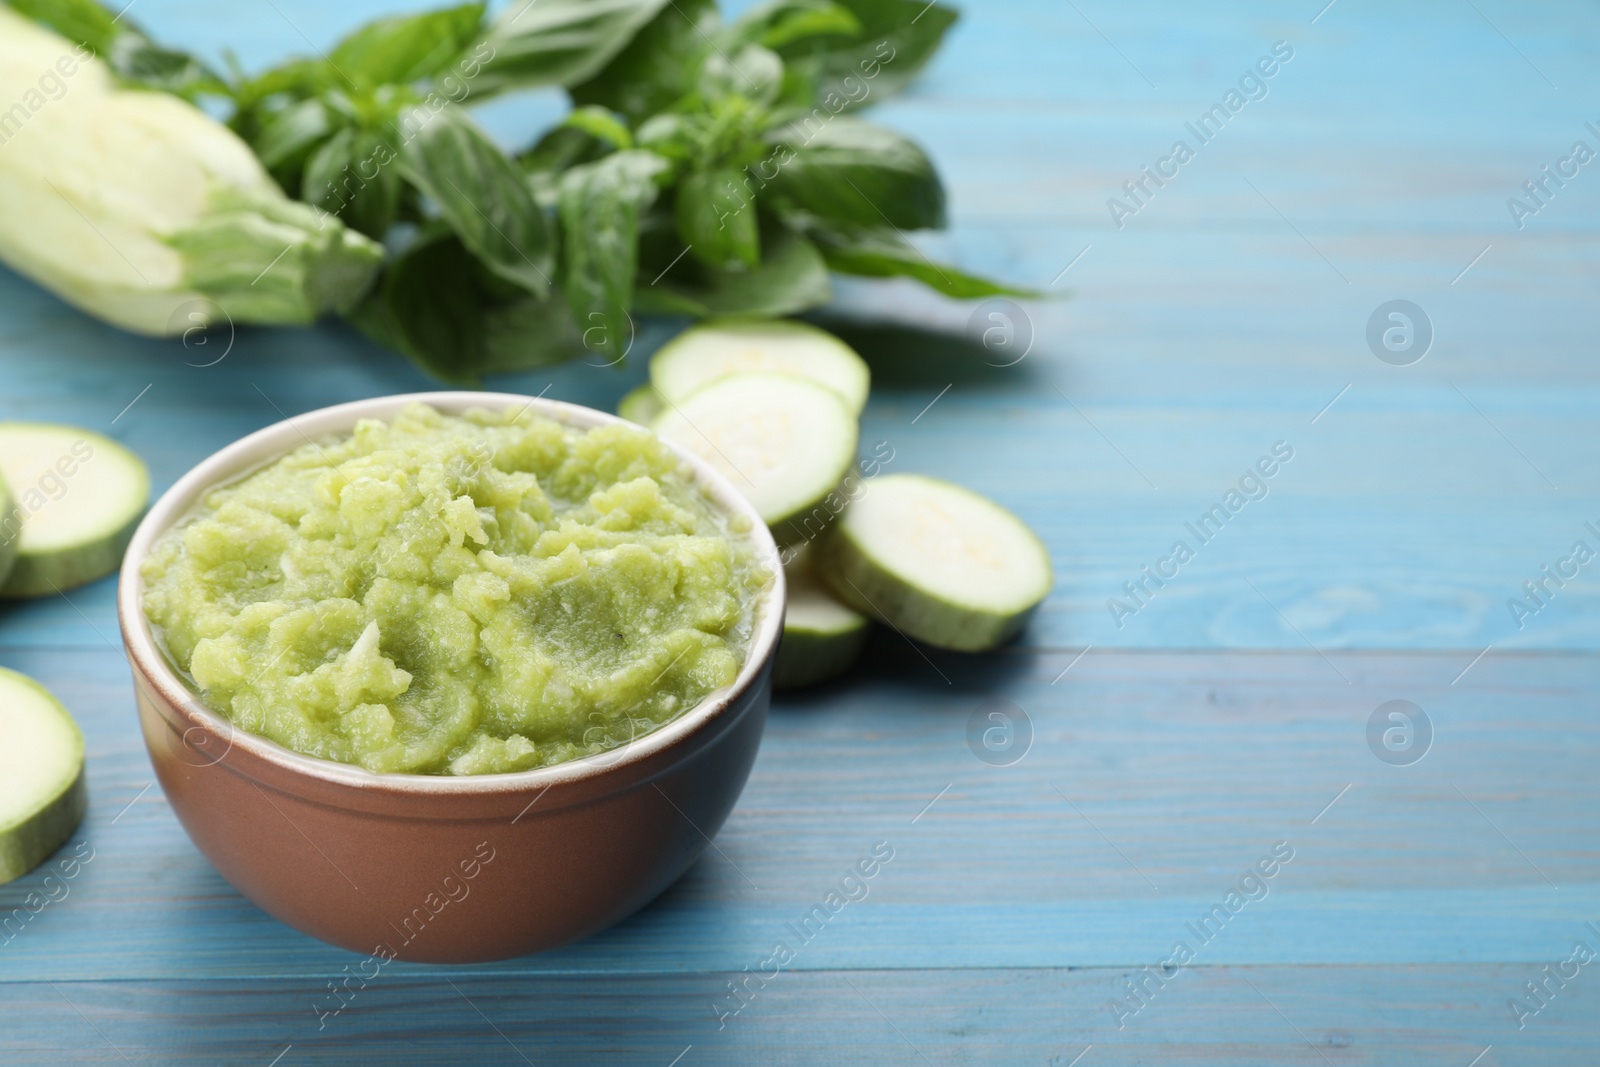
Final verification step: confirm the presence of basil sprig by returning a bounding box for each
[8,0,1035,381]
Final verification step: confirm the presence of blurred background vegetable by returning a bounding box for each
[5,0,1032,379]
[0,7,382,336]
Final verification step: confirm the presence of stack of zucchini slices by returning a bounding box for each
[0,423,147,883]
[623,320,1052,688]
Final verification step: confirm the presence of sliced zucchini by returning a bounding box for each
[652,374,858,544]
[0,668,86,885]
[815,474,1052,651]
[775,547,869,689]
[616,383,666,426]
[0,470,16,590]
[0,423,149,597]
[651,319,871,415]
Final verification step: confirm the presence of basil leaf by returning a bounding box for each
[520,127,608,173]
[9,0,225,99]
[301,124,404,238]
[301,127,358,211]
[476,0,671,97]
[398,106,555,295]
[232,59,340,124]
[350,232,485,382]
[6,0,116,52]
[808,224,1039,299]
[638,221,830,317]
[733,0,861,50]
[635,114,696,166]
[253,98,336,179]
[559,150,670,363]
[520,128,609,215]
[518,127,614,189]
[108,34,227,98]
[563,105,633,151]
[569,0,718,122]
[329,4,486,87]
[351,231,582,382]
[350,143,404,239]
[676,167,760,271]
[480,289,588,374]
[700,43,784,105]
[764,116,944,230]
[774,0,957,108]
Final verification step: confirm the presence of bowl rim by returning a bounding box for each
[116,390,785,797]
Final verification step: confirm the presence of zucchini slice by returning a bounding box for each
[652,374,858,543]
[651,320,871,415]
[0,668,86,885]
[0,423,149,597]
[815,474,1052,651]
[0,470,16,589]
[775,547,869,689]
[616,383,666,426]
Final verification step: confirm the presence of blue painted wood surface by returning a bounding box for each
[2,0,1598,1063]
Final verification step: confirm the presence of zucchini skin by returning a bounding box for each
[616,385,665,426]
[0,668,87,885]
[0,475,17,590]
[0,508,142,598]
[768,478,849,549]
[0,766,87,885]
[0,423,150,597]
[773,620,869,690]
[815,521,1039,652]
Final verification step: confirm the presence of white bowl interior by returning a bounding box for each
[118,391,786,795]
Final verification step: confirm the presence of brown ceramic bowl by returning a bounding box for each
[116,392,783,963]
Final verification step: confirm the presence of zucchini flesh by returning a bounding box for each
[0,668,86,885]
[816,474,1052,651]
[0,423,149,597]
[651,374,858,541]
[651,320,870,415]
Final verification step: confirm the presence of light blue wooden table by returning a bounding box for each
[3,0,1598,1063]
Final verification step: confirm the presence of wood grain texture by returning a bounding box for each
[2,647,1595,1063]
[0,0,1596,1062]
[3,967,1595,1066]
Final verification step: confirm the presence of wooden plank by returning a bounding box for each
[2,966,1593,1066]
[2,647,1593,981]
[5,286,1600,652]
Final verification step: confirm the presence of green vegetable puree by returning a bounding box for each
[141,403,767,775]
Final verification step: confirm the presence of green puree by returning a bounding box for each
[141,404,768,775]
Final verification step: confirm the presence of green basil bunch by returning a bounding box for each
[12,0,1029,381]
[7,0,229,100]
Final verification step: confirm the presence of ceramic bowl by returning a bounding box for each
[116,391,783,963]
